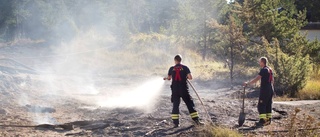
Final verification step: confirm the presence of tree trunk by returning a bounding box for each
[202,13,207,61]
[203,37,207,61]
[202,10,208,61]
[230,45,234,88]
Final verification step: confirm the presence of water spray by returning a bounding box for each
[96,77,165,111]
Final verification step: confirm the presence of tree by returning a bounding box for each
[209,14,246,88]
[264,38,311,96]
[0,0,30,41]
[237,0,317,96]
[238,0,306,42]
[295,0,320,22]
[169,0,227,60]
[0,0,182,43]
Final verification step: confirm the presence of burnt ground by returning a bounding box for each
[0,71,319,137]
[0,45,319,136]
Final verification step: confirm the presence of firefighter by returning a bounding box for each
[164,55,203,128]
[243,57,274,126]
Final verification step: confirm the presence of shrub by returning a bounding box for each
[264,38,311,97]
[298,80,320,100]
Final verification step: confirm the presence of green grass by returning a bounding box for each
[298,80,320,100]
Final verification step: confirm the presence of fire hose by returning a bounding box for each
[187,80,213,124]
[163,77,213,124]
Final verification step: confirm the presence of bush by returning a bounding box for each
[264,38,311,97]
[298,80,320,100]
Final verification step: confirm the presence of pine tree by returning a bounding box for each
[295,0,320,22]
[237,0,316,96]
[239,0,306,42]
[169,0,227,60]
[209,14,246,88]
[263,38,311,96]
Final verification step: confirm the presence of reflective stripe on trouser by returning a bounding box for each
[172,114,179,120]
[190,112,199,119]
[267,113,272,118]
[259,114,267,119]
[258,87,273,118]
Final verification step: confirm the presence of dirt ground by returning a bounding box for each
[0,45,319,137]
[1,75,319,136]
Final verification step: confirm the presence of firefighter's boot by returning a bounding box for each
[194,119,205,126]
[256,118,268,127]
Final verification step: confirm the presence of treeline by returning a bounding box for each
[212,0,320,96]
[0,0,224,43]
[0,0,320,96]
[0,0,179,42]
[0,0,226,60]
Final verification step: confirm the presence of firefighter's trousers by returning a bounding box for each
[258,86,273,120]
[171,85,199,125]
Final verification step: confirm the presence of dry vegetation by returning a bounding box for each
[192,125,242,137]
[299,67,320,100]
[195,112,320,137]
[298,80,320,100]
[284,108,320,137]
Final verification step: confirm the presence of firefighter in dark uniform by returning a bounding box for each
[244,57,274,126]
[164,55,203,127]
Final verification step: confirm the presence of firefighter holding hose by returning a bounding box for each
[164,55,203,128]
[244,57,274,126]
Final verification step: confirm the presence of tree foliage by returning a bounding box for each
[264,38,311,96]
[209,14,246,87]
[168,0,227,60]
[295,0,320,22]
[212,0,319,96]
[0,0,181,42]
[238,0,307,41]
